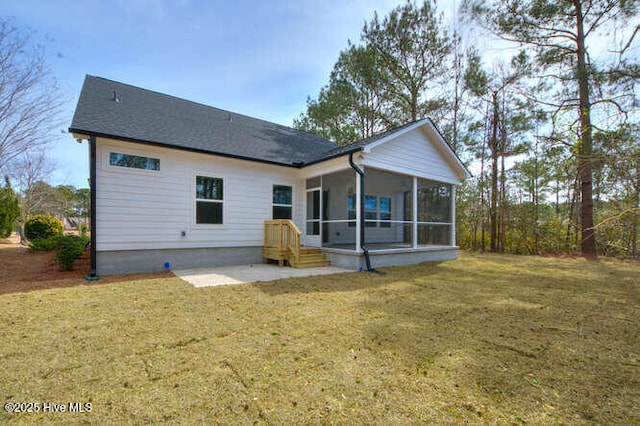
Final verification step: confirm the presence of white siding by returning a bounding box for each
[361,127,461,184]
[96,138,302,251]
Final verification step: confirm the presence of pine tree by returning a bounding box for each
[465,0,639,257]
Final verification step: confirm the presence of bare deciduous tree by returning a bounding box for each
[0,18,61,173]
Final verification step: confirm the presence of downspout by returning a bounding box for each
[349,152,378,273]
[86,135,99,280]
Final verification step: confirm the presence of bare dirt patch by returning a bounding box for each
[0,237,172,294]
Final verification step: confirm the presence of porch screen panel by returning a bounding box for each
[318,169,356,248]
[417,224,451,245]
[357,168,413,248]
[417,179,452,245]
[364,195,377,227]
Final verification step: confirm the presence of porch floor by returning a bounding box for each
[174,263,355,288]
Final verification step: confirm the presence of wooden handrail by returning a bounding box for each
[286,221,301,261]
[264,219,301,262]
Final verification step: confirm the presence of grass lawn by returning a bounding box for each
[0,252,638,423]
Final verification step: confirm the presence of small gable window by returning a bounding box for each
[273,185,292,219]
[109,152,160,171]
[196,176,223,224]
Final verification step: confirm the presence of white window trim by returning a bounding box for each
[192,171,227,228]
[102,144,165,176]
[272,184,293,219]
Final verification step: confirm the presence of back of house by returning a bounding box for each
[69,75,470,276]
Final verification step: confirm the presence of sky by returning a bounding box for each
[3,1,634,189]
[2,0,447,188]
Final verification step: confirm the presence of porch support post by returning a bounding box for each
[355,169,362,253]
[412,176,418,249]
[451,185,456,246]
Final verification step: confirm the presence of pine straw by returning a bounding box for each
[0,241,172,294]
[0,252,638,423]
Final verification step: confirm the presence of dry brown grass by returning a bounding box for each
[0,251,638,423]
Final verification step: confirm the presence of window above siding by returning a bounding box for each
[196,176,223,200]
[273,185,292,219]
[196,176,223,224]
[109,152,160,171]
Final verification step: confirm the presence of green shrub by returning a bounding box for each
[0,183,20,239]
[24,214,64,241]
[79,223,88,238]
[28,236,61,252]
[54,234,89,271]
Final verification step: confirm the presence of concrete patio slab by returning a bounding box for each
[173,264,355,288]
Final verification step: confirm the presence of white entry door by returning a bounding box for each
[304,188,321,247]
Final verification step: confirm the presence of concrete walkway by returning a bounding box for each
[174,264,355,288]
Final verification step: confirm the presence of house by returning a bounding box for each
[69,75,470,276]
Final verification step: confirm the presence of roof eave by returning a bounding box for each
[300,146,364,168]
[68,128,302,169]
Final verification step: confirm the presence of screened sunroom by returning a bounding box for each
[303,167,456,254]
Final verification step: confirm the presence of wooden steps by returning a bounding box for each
[289,247,330,268]
[263,220,330,268]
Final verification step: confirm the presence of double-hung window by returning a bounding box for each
[196,176,223,224]
[272,185,292,219]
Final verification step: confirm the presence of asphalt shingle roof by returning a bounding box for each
[69,76,341,167]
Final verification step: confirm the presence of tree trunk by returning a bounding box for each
[499,148,507,252]
[574,0,596,258]
[534,141,540,254]
[632,168,639,258]
[18,223,26,245]
[566,174,579,251]
[480,106,488,253]
[632,214,638,258]
[410,86,419,122]
[490,91,499,252]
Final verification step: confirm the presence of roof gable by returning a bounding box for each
[360,120,471,183]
